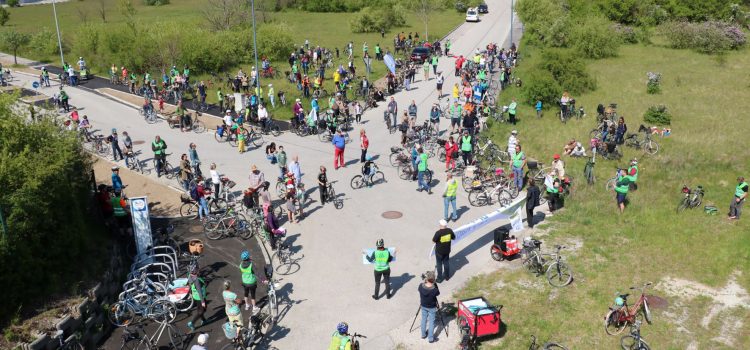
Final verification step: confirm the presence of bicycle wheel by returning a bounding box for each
[543,343,569,350]
[398,164,412,180]
[643,140,658,155]
[250,132,264,147]
[62,340,84,350]
[468,191,489,207]
[690,194,703,208]
[236,215,254,240]
[205,220,226,240]
[210,198,228,212]
[642,299,652,324]
[221,342,243,350]
[389,153,401,167]
[317,129,329,143]
[589,129,602,140]
[350,175,364,189]
[604,309,628,335]
[228,134,238,147]
[676,198,689,213]
[620,335,650,350]
[606,178,617,191]
[371,171,385,185]
[147,299,177,323]
[108,301,136,327]
[438,147,446,162]
[495,189,512,207]
[120,335,150,350]
[180,202,198,219]
[272,253,300,275]
[275,182,286,198]
[214,130,226,143]
[271,125,281,137]
[164,162,176,179]
[545,261,573,287]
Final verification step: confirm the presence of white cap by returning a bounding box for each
[439,219,448,227]
[511,130,518,135]
[197,333,208,345]
[226,110,231,113]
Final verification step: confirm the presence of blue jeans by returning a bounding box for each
[418,171,430,191]
[443,196,457,220]
[512,166,524,190]
[198,197,209,219]
[420,306,437,341]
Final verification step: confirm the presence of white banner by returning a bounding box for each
[430,197,527,257]
[509,207,524,233]
[129,196,153,257]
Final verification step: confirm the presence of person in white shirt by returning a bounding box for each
[77,57,86,70]
[210,163,221,194]
[550,154,565,179]
[257,104,269,129]
[571,142,587,157]
[288,155,302,184]
[508,130,519,157]
[223,110,233,128]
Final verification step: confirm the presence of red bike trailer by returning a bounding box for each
[456,296,503,338]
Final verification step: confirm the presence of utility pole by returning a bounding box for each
[509,0,515,48]
[52,0,65,66]
[251,0,260,101]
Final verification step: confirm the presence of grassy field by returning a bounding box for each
[459,42,750,349]
[3,1,464,120]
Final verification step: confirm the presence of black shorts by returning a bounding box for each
[243,283,257,299]
[437,83,443,90]
[451,118,460,127]
[616,192,627,204]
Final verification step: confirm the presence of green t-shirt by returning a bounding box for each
[418,153,428,172]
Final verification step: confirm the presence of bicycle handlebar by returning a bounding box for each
[348,332,367,338]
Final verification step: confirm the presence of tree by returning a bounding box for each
[0,7,9,27]
[97,0,108,23]
[202,0,250,31]
[118,0,138,34]
[0,30,31,65]
[409,0,443,41]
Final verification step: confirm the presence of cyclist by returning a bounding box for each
[142,97,154,117]
[614,168,634,214]
[627,158,639,191]
[111,190,130,236]
[152,135,168,177]
[187,267,207,332]
[79,115,92,141]
[239,250,260,313]
[328,322,352,350]
[362,156,376,186]
[364,238,392,300]
[111,166,124,193]
[122,131,133,167]
[190,334,208,350]
[222,280,244,327]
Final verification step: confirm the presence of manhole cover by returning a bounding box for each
[645,295,669,309]
[381,211,403,219]
[133,140,145,145]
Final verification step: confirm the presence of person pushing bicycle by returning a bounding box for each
[329,322,352,350]
[362,156,376,186]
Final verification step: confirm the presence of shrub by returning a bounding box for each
[598,0,640,25]
[0,7,9,27]
[6,0,20,7]
[643,105,671,126]
[539,49,596,95]
[521,69,561,107]
[350,6,406,33]
[257,23,295,61]
[572,15,619,59]
[661,21,746,53]
[516,0,570,48]
[646,71,661,94]
[612,24,637,44]
[29,27,60,57]
[301,0,362,12]
[143,0,170,5]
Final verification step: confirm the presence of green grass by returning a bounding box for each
[459,42,750,349]
[3,2,464,120]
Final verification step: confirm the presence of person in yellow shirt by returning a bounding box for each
[333,70,341,85]
[452,83,460,102]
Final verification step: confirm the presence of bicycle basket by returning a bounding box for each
[390,146,401,153]
[225,180,237,189]
[223,322,238,339]
[527,160,539,170]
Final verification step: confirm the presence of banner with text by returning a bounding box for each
[129,196,153,258]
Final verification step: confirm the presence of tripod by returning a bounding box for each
[409,299,448,337]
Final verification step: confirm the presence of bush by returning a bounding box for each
[143,0,170,5]
[257,23,295,61]
[516,0,570,48]
[612,24,637,44]
[572,15,619,59]
[646,72,661,94]
[350,6,406,33]
[28,28,60,57]
[539,49,596,95]
[6,0,19,7]
[521,69,561,107]
[643,105,671,126]
[301,0,363,12]
[661,21,746,54]
[0,7,9,27]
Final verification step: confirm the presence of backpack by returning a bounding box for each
[189,185,200,201]
[704,205,718,215]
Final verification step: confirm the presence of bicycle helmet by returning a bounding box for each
[223,280,231,289]
[614,296,624,306]
[376,239,384,248]
[366,155,373,161]
[336,322,349,334]
[112,128,117,134]
[241,250,250,261]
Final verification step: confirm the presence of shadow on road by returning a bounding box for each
[389,272,416,296]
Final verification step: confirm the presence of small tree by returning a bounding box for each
[0,7,10,27]
[0,30,31,65]
[409,0,443,41]
[97,0,108,23]
[202,0,249,31]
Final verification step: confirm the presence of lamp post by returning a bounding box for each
[251,0,260,101]
[52,0,65,66]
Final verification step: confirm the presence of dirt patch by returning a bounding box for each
[0,296,85,347]
[516,278,545,292]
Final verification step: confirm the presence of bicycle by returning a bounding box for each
[256,117,282,137]
[620,320,651,350]
[351,164,386,189]
[604,282,653,335]
[398,163,433,184]
[123,150,148,174]
[318,126,351,144]
[528,335,568,350]
[179,192,227,219]
[204,205,253,240]
[271,240,301,275]
[522,241,573,287]
[346,332,367,350]
[325,180,344,209]
[383,110,396,134]
[153,154,176,179]
[91,135,111,157]
[108,283,177,326]
[605,168,625,191]
[676,185,704,212]
[312,87,328,99]
[624,130,659,156]
[389,147,410,167]
[583,156,595,185]
[141,107,160,124]
[119,319,184,350]
[185,112,207,133]
[52,330,83,350]
[220,313,273,350]
[467,180,513,207]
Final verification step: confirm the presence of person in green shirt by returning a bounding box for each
[375,44,381,60]
[423,60,430,81]
[546,178,562,212]
[187,267,207,332]
[431,55,439,75]
[614,169,634,214]
[364,239,393,300]
[239,250,259,313]
[512,144,525,190]
[416,147,431,194]
[627,158,639,191]
[508,98,518,125]
[729,176,748,220]
[151,135,168,177]
[460,130,473,166]
[443,173,459,221]
[217,88,224,111]
[445,39,452,56]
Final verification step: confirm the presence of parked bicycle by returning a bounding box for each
[271,240,301,275]
[677,185,704,212]
[326,180,344,209]
[119,319,184,350]
[522,240,573,287]
[604,282,653,335]
[624,126,659,155]
[528,335,568,350]
[620,320,651,350]
[467,179,513,207]
[204,204,253,240]
[108,277,177,326]
[124,150,149,174]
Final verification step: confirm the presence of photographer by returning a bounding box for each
[418,271,440,343]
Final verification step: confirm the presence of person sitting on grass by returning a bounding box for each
[563,139,576,156]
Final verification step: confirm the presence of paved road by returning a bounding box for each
[8,1,534,348]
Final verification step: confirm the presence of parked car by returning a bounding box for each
[478,3,489,13]
[466,7,480,22]
[410,47,431,63]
